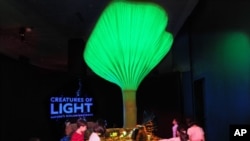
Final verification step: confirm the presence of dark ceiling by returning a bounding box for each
[0,0,199,74]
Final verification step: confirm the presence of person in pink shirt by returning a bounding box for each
[186,121,205,141]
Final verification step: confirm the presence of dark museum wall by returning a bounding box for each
[172,0,250,141]
[0,54,73,141]
[0,54,182,141]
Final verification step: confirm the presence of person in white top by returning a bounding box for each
[88,124,105,141]
[186,121,205,141]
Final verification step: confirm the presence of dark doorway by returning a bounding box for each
[193,78,205,129]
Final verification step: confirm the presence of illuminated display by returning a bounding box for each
[83,0,173,128]
[49,96,94,119]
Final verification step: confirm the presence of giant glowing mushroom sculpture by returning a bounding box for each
[83,0,173,128]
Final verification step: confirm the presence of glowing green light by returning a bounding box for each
[83,1,173,128]
[84,1,173,90]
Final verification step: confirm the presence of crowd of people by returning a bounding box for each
[59,118,106,141]
[160,117,205,141]
[57,117,204,141]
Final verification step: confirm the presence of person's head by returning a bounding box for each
[76,118,87,133]
[65,122,77,136]
[93,124,105,136]
[172,118,178,125]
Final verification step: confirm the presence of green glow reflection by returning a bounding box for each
[218,32,250,73]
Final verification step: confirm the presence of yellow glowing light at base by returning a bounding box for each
[83,1,173,128]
